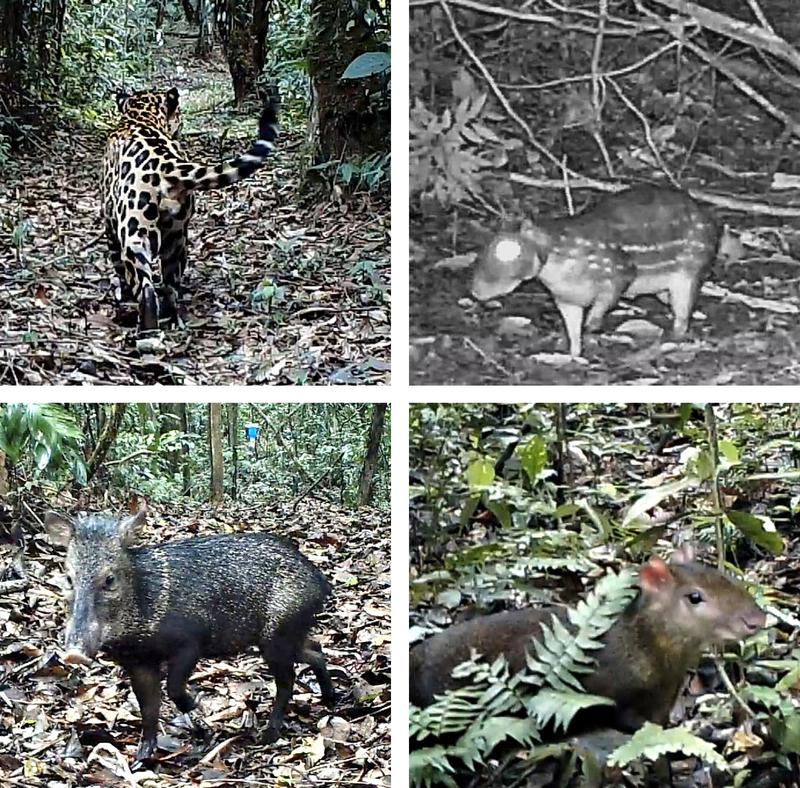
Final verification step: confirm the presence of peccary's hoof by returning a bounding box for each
[322,690,337,709]
[191,717,213,743]
[134,739,156,761]
[132,738,157,771]
[263,726,281,744]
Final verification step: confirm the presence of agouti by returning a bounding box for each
[410,547,765,732]
[470,185,719,357]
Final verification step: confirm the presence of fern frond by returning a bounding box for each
[608,722,729,771]
[524,688,614,733]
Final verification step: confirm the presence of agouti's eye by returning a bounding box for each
[688,591,704,605]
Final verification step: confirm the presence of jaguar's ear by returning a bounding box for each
[115,89,131,111]
[166,87,180,114]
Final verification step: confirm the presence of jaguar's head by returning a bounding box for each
[115,87,182,137]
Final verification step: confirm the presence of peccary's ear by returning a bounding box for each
[119,504,147,544]
[670,544,696,565]
[45,512,73,546]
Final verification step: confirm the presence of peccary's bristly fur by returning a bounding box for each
[46,505,336,765]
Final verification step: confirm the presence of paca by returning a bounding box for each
[471,185,719,357]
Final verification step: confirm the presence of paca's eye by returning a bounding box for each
[494,239,522,263]
[687,590,705,605]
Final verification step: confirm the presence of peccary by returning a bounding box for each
[46,505,336,763]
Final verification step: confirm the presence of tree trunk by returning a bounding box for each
[209,404,224,502]
[179,404,191,496]
[180,0,197,24]
[86,404,128,483]
[216,0,259,105]
[357,404,386,506]
[196,0,213,55]
[307,0,389,168]
[228,404,239,501]
[252,0,272,73]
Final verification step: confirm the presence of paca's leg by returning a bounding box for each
[584,279,626,333]
[667,271,700,337]
[554,300,585,357]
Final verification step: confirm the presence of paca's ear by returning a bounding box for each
[521,219,551,266]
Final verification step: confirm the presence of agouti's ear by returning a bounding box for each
[639,556,673,593]
[670,544,696,565]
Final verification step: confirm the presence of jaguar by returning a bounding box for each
[102,87,278,330]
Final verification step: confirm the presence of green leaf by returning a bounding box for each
[341,51,390,80]
[608,722,729,770]
[518,435,547,483]
[724,510,784,554]
[694,449,715,480]
[485,498,510,529]
[718,439,739,463]
[465,457,494,490]
[622,478,698,526]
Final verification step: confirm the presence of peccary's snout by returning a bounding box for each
[63,584,102,663]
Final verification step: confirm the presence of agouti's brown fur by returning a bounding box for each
[410,547,765,731]
[471,185,719,357]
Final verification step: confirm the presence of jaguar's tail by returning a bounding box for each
[163,100,279,198]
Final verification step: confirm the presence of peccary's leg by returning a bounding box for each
[127,663,162,764]
[301,639,336,707]
[261,636,296,743]
[166,644,200,713]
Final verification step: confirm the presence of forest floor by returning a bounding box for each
[0,497,391,785]
[0,36,390,385]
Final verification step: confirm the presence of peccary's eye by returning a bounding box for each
[103,574,116,590]
[688,591,704,605]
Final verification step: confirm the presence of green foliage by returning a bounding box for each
[0,405,87,487]
[608,723,729,771]
[251,278,288,322]
[342,51,390,80]
[265,0,312,108]
[106,404,389,509]
[522,568,638,696]
[338,153,390,191]
[59,0,156,113]
[309,152,391,192]
[410,69,515,207]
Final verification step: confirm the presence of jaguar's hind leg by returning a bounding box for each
[124,226,163,332]
[106,224,134,302]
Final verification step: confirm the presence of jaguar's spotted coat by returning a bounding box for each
[101,87,278,330]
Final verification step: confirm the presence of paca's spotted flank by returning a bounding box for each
[472,185,719,358]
